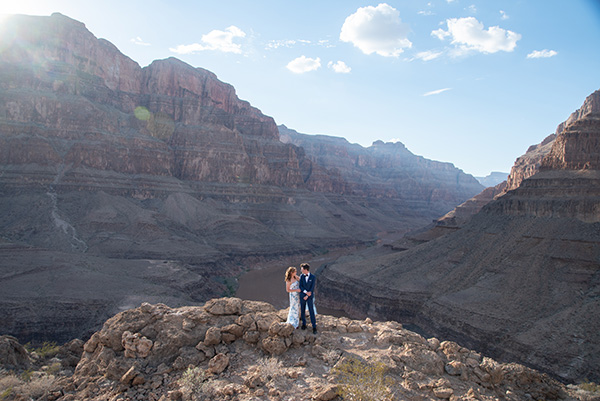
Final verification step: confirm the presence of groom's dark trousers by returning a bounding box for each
[299,273,316,329]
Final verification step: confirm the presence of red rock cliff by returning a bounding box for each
[0,13,306,187]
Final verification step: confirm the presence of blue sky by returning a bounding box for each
[1,1,599,177]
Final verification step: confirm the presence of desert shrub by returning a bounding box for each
[332,357,394,401]
[323,349,343,366]
[579,380,600,393]
[258,357,283,380]
[0,374,20,400]
[45,362,62,375]
[19,374,55,399]
[20,369,33,382]
[25,341,60,358]
[179,367,212,400]
[0,388,12,400]
[0,372,55,400]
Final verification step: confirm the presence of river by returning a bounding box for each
[234,247,363,317]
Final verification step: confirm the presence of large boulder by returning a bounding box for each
[0,335,30,370]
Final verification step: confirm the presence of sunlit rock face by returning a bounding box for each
[319,89,600,383]
[542,90,600,171]
[0,13,483,344]
[0,13,304,187]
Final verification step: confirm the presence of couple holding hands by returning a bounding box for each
[284,263,317,334]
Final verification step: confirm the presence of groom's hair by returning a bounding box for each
[300,263,310,271]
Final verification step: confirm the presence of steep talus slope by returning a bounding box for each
[319,90,600,383]
[0,13,482,343]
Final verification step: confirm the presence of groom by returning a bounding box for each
[299,263,317,334]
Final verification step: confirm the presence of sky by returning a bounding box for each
[1,1,599,177]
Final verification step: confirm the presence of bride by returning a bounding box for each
[285,266,301,328]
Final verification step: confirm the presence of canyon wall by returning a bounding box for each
[0,13,482,343]
[279,125,483,220]
[318,89,600,383]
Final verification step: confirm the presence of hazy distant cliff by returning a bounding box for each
[280,125,484,219]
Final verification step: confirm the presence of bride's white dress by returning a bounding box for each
[286,280,318,328]
[286,280,300,328]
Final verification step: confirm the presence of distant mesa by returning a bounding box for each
[475,171,509,187]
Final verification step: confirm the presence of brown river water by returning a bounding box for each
[234,232,405,317]
[234,248,360,317]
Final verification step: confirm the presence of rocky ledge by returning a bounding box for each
[3,298,596,401]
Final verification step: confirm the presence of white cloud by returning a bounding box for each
[131,36,150,46]
[340,3,412,57]
[432,28,451,41]
[418,4,434,16]
[328,60,351,73]
[266,39,297,50]
[267,38,333,50]
[432,17,521,54]
[527,49,558,59]
[318,39,334,48]
[287,56,321,73]
[414,50,443,61]
[466,5,477,14]
[500,10,509,20]
[170,25,246,54]
[423,88,452,96]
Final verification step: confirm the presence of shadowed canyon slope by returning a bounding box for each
[0,13,483,343]
[319,90,600,383]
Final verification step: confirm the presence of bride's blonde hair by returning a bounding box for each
[285,266,296,282]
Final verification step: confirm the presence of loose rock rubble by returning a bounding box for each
[1,298,595,400]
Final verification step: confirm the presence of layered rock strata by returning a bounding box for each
[318,90,600,383]
[279,125,484,219]
[0,13,483,343]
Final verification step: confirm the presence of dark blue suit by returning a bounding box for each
[299,273,317,329]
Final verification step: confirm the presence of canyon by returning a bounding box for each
[0,13,482,344]
[318,90,600,383]
[1,11,597,390]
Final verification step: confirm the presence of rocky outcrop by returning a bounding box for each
[0,336,31,370]
[2,298,583,401]
[435,181,507,229]
[318,89,600,383]
[506,134,556,191]
[542,90,600,170]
